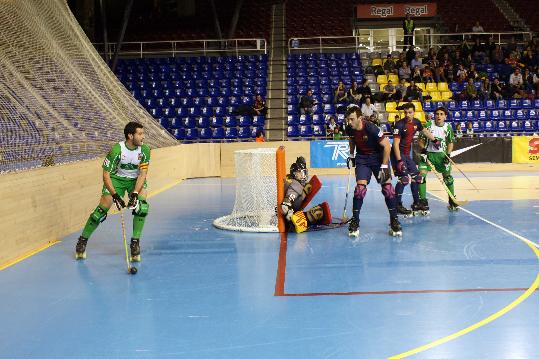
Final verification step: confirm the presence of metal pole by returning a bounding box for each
[111,0,134,72]
[98,0,109,63]
[227,0,244,39]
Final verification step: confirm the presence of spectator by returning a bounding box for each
[384,54,397,74]
[412,66,424,83]
[465,121,474,137]
[404,80,424,101]
[467,64,479,80]
[455,123,464,138]
[334,80,348,104]
[463,78,479,100]
[456,64,468,79]
[472,38,487,63]
[326,115,338,138]
[332,125,344,140]
[255,130,265,142]
[472,21,484,33]
[410,54,423,70]
[395,78,408,102]
[299,89,316,115]
[406,46,416,66]
[402,14,415,49]
[492,45,504,64]
[533,69,539,96]
[348,80,362,105]
[523,68,535,96]
[479,78,491,100]
[509,68,526,98]
[396,51,406,69]
[361,97,377,119]
[291,38,299,48]
[435,65,447,83]
[491,78,504,100]
[423,65,434,83]
[359,79,372,104]
[398,62,411,81]
[381,80,397,102]
[252,94,267,116]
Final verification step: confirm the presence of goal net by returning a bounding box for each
[214,147,286,233]
[0,0,177,174]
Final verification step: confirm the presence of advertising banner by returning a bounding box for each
[356,2,437,19]
[310,140,350,168]
[512,136,539,163]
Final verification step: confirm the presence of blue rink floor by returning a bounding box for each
[1,175,539,358]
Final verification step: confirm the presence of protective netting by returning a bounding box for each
[214,148,279,232]
[0,0,176,174]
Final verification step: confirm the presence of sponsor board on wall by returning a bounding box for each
[356,2,437,19]
[512,136,539,163]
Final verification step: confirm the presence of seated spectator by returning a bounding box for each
[361,97,377,120]
[455,123,464,138]
[410,54,423,70]
[467,64,479,80]
[509,68,526,98]
[463,78,479,100]
[299,89,316,115]
[398,62,411,81]
[465,121,474,137]
[334,80,348,104]
[255,130,265,142]
[332,125,344,140]
[479,78,491,100]
[505,52,519,68]
[326,115,338,138]
[523,68,535,96]
[472,38,487,63]
[396,51,406,69]
[456,64,468,79]
[446,64,456,83]
[423,64,434,83]
[252,94,267,116]
[348,80,362,105]
[384,54,397,74]
[359,79,372,104]
[395,78,408,102]
[472,21,484,33]
[380,80,397,102]
[491,45,504,64]
[491,78,504,100]
[412,66,424,83]
[404,80,425,101]
[434,65,447,83]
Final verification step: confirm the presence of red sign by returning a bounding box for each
[356,3,437,19]
[529,138,539,155]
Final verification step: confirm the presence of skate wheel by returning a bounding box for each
[131,255,141,262]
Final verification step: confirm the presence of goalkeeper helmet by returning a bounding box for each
[290,157,308,184]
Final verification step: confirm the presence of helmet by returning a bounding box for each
[290,157,308,184]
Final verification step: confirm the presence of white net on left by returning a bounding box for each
[0,0,176,173]
[214,148,279,232]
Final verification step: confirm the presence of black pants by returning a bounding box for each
[404,34,413,47]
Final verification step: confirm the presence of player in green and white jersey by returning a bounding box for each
[418,107,458,212]
[75,122,150,261]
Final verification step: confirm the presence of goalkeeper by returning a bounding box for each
[75,122,150,261]
[280,157,332,233]
[418,107,458,211]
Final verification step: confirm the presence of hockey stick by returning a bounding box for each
[120,209,136,274]
[341,165,353,223]
[426,158,469,206]
[443,153,480,192]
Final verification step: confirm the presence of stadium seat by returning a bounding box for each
[224,116,237,127]
[426,83,438,92]
[313,125,326,137]
[211,127,224,141]
[496,100,508,109]
[252,116,265,127]
[237,116,252,127]
[485,100,496,109]
[386,102,398,112]
[387,113,400,123]
[490,110,501,121]
[185,128,198,141]
[451,111,462,121]
[471,100,484,110]
[509,120,522,132]
[522,99,532,109]
[312,114,325,125]
[299,114,312,125]
[464,110,476,121]
[376,75,388,84]
[171,128,185,140]
[287,115,299,125]
[225,127,238,140]
[472,121,484,133]
[423,102,434,111]
[195,117,210,128]
[300,125,313,137]
[288,125,300,137]
[210,116,224,127]
[501,110,513,120]
[497,121,508,132]
[437,82,449,92]
[199,128,212,140]
[238,126,252,139]
[429,92,441,101]
[477,110,488,121]
[459,101,470,110]
[181,117,196,129]
[515,110,528,120]
[529,109,539,119]
[483,120,495,132]
[509,99,522,109]
[524,120,537,132]
[447,101,459,111]
[441,91,453,101]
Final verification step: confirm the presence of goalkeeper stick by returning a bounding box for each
[341,165,353,223]
[426,158,469,206]
[443,153,480,192]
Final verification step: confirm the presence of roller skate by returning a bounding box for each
[389,217,402,236]
[75,236,88,260]
[448,196,459,212]
[348,217,359,238]
[130,238,141,262]
[397,204,413,218]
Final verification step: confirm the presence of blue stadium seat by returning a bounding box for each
[213,107,225,116]
[181,117,196,129]
[229,96,240,106]
[497,121,508,132]
[217,97,228,106]
[515,110,528,120]
[199,128,212,140]
[251,127,264,138]
[423,102,434,111]
[192,97,203,106]
[483,120,495,132]
[496,100,508,109]
[522,99,532,109]
[225,127,238,140]
[451,111,462,121]
[509,120,522,132]
[224,116,237,127]
[509,99,522,109]
[287,104,296,115]
[299,114,312,125]
[195,117,210,128]
[459,101,470,110]
[490,110,501,121]
[238,127,252,139]
[471,100,484,110]
[179,97,193,107]
[322,104,335,114]
[529,109,539,119]
[171,128,185,140]
[472,121,484,133]
[447,101,459,111]
[287,115,299,125]
[501,110,513,120]
[312,114,325,125]
[211,128,224,141]
[524,120,537,132]
[288,125,300,137]
[237,116,252,127]
[252,116,265,127]
[477,110,488,121]
[158,117,169,128]
[300,125,313,137]
[200,107,211,117]
[313,125,326,137]
[210,116,224,127]
[464,110,476,121]
[187,107,200,116]
[241,96,253,105]
[185,128,198,141]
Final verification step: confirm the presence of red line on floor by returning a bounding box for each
[274,232,288,296]
[283,287,538,297]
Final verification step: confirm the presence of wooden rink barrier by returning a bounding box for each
[1,141,539,268]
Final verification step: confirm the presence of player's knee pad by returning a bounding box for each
[381,183,396,199]
[398,175,410,185]
[443,175,454,186]
[90,205,108,224]
[133,199,149,217]
[354,184,367,200]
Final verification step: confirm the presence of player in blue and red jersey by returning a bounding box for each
[345,106,402,237]
[391,102,439,216]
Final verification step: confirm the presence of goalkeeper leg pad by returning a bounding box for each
[291,211,308,233]
[305,202,333,225]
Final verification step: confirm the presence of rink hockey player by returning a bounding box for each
[418,107,458,211]
[280,157,333,233]
[345,106,402,237]
[75,122,150,261]
[391,102,439,216]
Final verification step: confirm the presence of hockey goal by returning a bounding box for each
[213,146,286,233]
